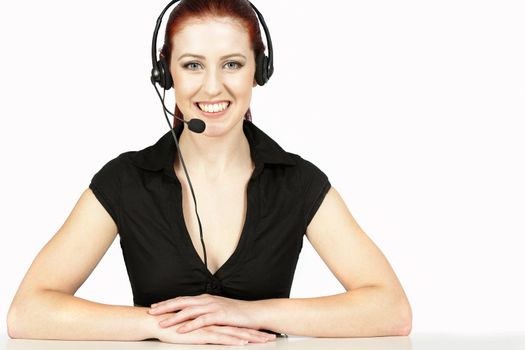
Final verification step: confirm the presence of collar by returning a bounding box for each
[130,119,296,172]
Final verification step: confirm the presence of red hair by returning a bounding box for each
[159,0,266,129]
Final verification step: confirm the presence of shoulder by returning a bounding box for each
[286,153,330,186]
[94,150,137,171]
[261,151,330,203]
[90,151,140,184]
[272,152,331,228]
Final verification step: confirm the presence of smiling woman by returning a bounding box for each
[6,0,411,346]
[159,0,267,128]
[169,18,256,137]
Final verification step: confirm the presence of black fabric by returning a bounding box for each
[89,119,331,310]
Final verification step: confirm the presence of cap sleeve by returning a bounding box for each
[88,156,122,229]
[300,158,331,229]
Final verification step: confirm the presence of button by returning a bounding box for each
[205,280,222,294]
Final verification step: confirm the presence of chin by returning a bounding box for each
[201,115,245,137]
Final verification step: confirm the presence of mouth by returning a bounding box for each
[194,101,231,116]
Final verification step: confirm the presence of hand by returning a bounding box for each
[148,293,262,334]
[156,320,276,345]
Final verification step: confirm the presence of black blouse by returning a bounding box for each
[89,119,331,311]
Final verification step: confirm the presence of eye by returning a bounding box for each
[225,61,243,70]
[182,61,244,71]
[182,62,202,71]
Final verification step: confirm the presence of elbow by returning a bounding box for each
[7,289,50,339]
[7,297,33,339]
[397,301,412,336]
[398,319,412,336]
[7,303,21,339]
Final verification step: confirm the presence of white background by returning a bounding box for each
[1,0,524,338]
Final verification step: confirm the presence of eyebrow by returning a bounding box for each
[177,53,247,61]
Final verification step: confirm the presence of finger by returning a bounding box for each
[206,326,275,344]
[241,328,277,342]
[177,314,215,333]
[204,331,249,346]
[149,299,185,314]
[152,295,198,309]
[149,296,200,314]
[154,293,210,308]
[159,305,210,328]
[151,294,215,315]
[245,328,278,341]
[177,328,248,346]
[150,297,178,308]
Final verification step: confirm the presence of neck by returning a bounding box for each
[176,119,252,180]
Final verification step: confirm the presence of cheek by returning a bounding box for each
[225,72,255,97]
[226,81,251,98]
[173,74,201,93]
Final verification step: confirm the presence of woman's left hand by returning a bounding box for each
[148,294,260,333]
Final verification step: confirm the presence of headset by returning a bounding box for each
[148,0,274,276]
[151,0,274,89]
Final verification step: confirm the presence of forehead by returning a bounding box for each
[172,17,251,57]
[172,17,251,55]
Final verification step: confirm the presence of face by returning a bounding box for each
[170,17,257,137]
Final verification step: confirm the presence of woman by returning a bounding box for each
[7,0,412,345]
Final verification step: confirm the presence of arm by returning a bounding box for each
[7,188,157,340]
[8,290,159,341]
[7,188,275,345]
[253,287,410,337]
[254,187,412,337]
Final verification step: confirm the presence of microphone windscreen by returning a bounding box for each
[188,118,206,133]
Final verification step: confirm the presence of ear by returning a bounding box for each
[252,78,257,87]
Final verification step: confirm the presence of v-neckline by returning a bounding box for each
[171,166,257,278]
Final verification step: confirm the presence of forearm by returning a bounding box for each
[253,286,411,337]
[8,289,160,341]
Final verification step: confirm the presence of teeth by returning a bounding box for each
[198,102,229,113]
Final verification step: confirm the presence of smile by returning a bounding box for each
[196,101,231,113]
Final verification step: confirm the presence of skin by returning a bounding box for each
[168,18,259,276]
[169,17,258,179]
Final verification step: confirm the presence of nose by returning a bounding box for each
[202,67,223,96]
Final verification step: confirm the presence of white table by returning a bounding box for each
[4,333,525,350]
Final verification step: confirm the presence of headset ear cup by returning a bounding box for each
[158,57,173,90]
[255,53,268,86]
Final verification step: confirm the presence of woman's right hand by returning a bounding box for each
[153,317,277,345]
